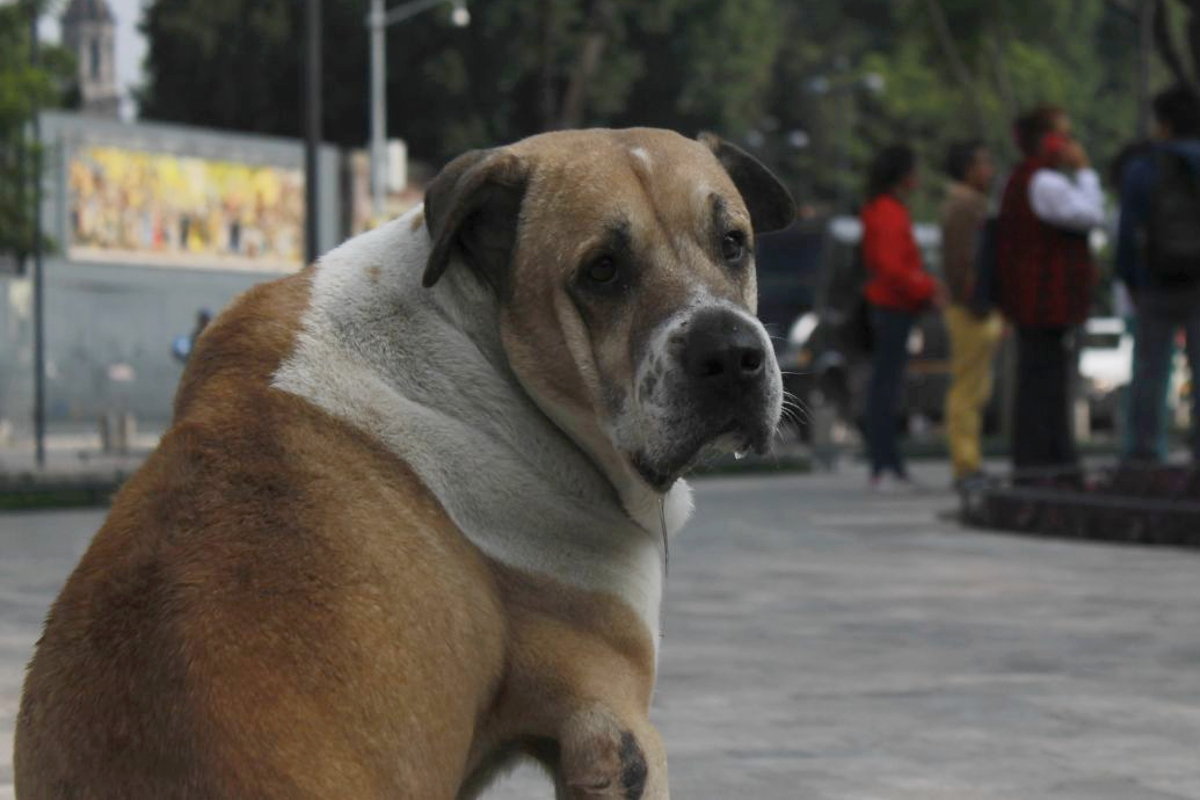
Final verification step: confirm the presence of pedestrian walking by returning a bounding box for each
[861,144,943,491]
[1117,84,1200,463]
[171,308,213,364]
[997,106,1104,474]
[941,140,1002,488]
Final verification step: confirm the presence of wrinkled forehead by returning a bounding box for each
[511,130,751,247]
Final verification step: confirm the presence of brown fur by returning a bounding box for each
[15,273,661,798]
[16,129,793,799]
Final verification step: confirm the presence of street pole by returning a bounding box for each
[369,0,386,220]
[837,93,853,215]
[304,0,322,264]
[367,0,468,222]
[1136,0,1156,138]
[30,8,46,469]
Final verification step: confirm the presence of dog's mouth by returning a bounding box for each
[630,419,772,491]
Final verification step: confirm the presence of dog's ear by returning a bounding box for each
[698,132,796,234]
[422,148,528,291]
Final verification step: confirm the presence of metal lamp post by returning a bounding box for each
[27,2,46,468]
[305,0,321,265]
[368,0,469,220]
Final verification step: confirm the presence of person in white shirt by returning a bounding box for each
[1028,136,1107,232]
[996,108,1105,475]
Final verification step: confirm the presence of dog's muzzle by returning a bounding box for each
[630,307,781,490]
[678,307,777,451]
[680,307,768,405]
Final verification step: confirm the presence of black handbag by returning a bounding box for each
[843,247,874,354]
[968,217,1000,316]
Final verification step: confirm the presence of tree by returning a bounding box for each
[137,0,1167,222]
[1152,0,1200,94]
[137,0,785,164]
[0,0,73,267]
[752,0,1152,218]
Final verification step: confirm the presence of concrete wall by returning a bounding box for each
[0,113,345,438]
[1,260,277,437]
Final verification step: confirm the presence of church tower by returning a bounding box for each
[60,0,121,118]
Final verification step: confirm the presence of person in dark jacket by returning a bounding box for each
[171,309,213,364]
[1117,84,1200,462]
[997,106,1104,473]
[861,144,943,490]
[1110,139,1170,459]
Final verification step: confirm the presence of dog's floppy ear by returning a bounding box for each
[422,148,528,291]
[698,132,796,234]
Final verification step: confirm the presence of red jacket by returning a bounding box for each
[861,194,936,312]
[997,158,1096,328]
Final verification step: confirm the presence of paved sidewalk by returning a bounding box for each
[3,465,1200,799]
[0,431,160,479]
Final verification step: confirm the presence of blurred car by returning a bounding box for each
[754,215,827,346]
[1078,316,1132,431]
[777,216,956,441]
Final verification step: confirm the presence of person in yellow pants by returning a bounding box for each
[941,141,1002,486]
[945,306,1003,483]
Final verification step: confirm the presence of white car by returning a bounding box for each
[1079,317,1132,430]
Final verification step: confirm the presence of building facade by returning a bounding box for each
[0,112,342,438]
[60,0,121,119]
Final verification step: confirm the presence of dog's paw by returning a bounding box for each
[559,710,649,799]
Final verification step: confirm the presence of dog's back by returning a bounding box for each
[14,273,506,798]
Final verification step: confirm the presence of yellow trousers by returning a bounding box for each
[944,305,1003,479]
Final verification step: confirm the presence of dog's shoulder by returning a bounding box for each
[172,268,313,422]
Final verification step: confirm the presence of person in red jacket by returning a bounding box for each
[861,144,944,490]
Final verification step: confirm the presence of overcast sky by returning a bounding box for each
[39,0,147,119]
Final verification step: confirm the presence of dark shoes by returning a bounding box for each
[953,470,990,492]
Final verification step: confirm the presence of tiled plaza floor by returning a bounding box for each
[4,464,1199,799]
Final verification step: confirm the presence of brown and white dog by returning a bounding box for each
[15,128,794,799]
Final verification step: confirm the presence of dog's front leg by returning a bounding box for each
[554,704,667,799]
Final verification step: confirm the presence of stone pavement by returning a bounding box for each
[3,464,1200,799]
[0,429,159,479]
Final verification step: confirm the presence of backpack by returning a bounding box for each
[1147,151,1200,282]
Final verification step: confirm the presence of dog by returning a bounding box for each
[15,128,794,799]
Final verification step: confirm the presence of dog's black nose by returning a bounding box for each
[681,309,766,388]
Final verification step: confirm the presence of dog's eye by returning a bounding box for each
[721,231,747,264]
[586,257,618,285]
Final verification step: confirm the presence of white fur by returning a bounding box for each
[613,289,783,469]
[630,147,653,168]
[273,206,692,646]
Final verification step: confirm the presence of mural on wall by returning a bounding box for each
[68,146,305,272]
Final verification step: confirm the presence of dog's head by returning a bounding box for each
[423,128,795,493]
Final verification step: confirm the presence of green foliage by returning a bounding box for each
[660,0,783,135]
[137,0,786,161]
[758,0,1157,220]
[0,2,72,264]
[136,0,1159,222]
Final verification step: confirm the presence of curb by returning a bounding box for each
[0,454,814,511]
[959,465,1200,550]
[0,471,131,511]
